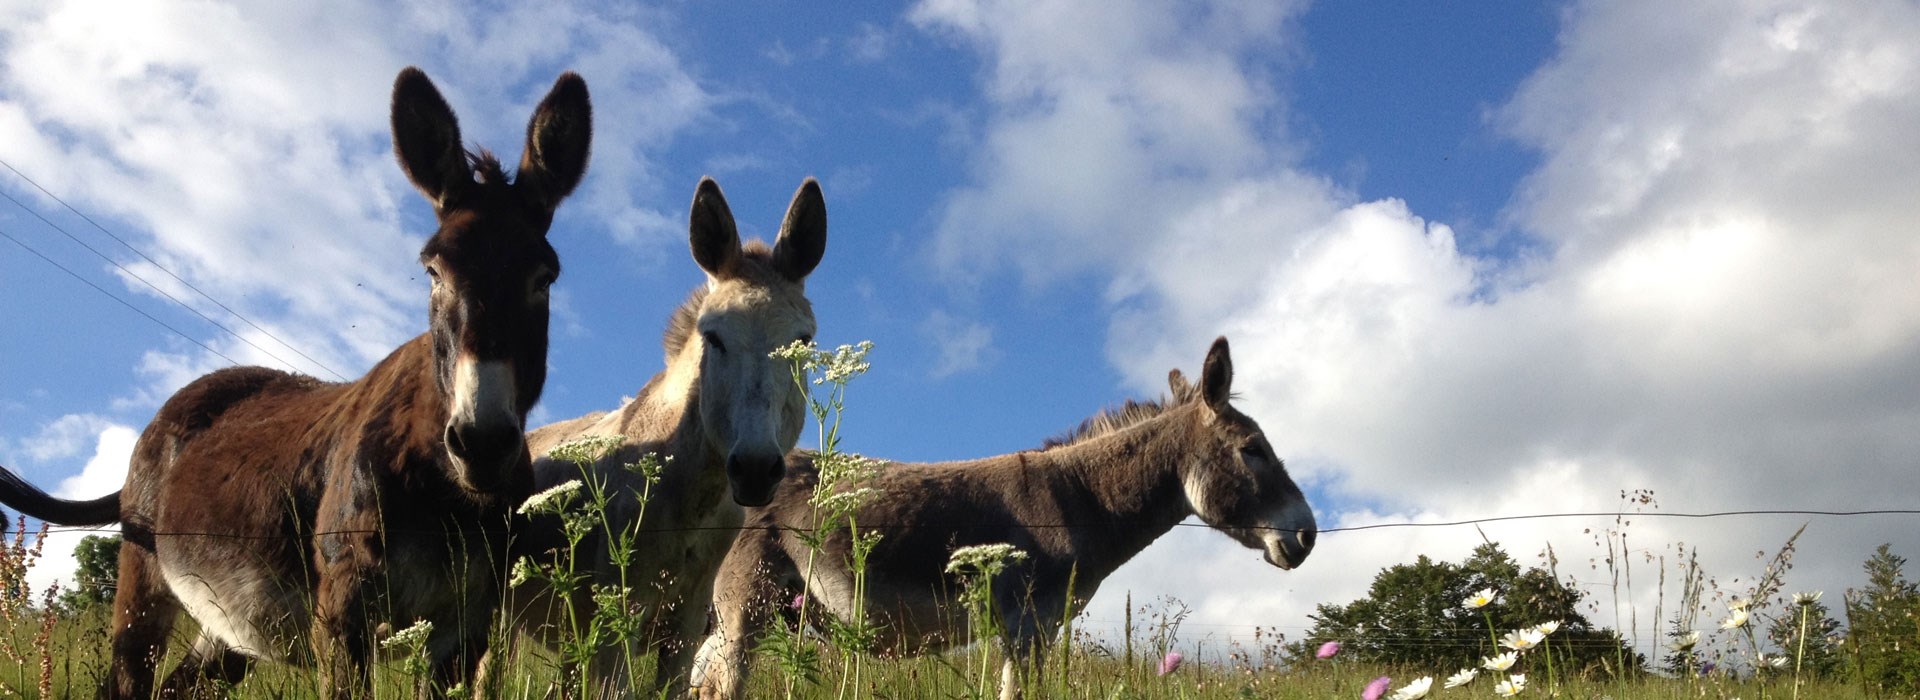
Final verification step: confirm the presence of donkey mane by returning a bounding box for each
[661,241,777,359]
[1040,392,1192,450]
[468,149,509,185]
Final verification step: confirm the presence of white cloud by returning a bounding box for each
[0,1,711,404]
[918,0,1920,655]
[18,421,134,597]
[921,310,996,378]
[12,413,119,462]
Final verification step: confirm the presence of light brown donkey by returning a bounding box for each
[496,178,826,697]
[0,68,591,699]
[690,337,1316,699]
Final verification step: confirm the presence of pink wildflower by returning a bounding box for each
[1362,676,1392,700]
[790,593,806,610]
[1317,641,1341,659]
[1157,651,1184,676]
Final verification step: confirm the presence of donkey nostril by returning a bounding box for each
[444,424,469,460]
[1299,528,1317,552]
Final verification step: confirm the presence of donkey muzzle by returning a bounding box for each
[445,420,527,494]
[1262,524,1316,570]
[726,452,786,507]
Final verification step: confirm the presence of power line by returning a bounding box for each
[0,158,347,380]
[15,507,1920,540]
[0,225,240,366]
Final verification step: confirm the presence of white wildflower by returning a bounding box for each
[1722,607,1750,630]
[1463,587,1498,610]
[516,480,582,515]
[946,543,1029,577]
[380,619,434,651]
[1388,675,1433,700]
[1443,668,1478,688]
[1794,590,1824,606]
[1533,620,1561,636]
[1483,651,1519,671]
[1501,628,1546,652]
[1493,673,1527,697]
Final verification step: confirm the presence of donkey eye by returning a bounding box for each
[702,331,727,354]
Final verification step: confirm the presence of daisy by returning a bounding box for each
[1501,628,1546,652]
[1666,630,1701,652]
[1443,668,1478,688]
[1388,676,1433,700]
[1533,620,1560,636]
[1494,674,1527,697]
[1483,651,1519,671]
[1463,587,1499,610]
[1722,608,1750,630]
[1794,590,1824,606]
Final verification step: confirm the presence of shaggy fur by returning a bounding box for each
[0,67,591,700]
[691,338,1318,700]
[489,178,826,699]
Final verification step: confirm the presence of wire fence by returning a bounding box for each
[4,507,1916,540]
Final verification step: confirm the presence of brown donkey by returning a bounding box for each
[493,177,825,698]
[690,337,1317,700]
[0,67,590,699]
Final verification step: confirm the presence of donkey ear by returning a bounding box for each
[689,177,741,278]
[1199,336,1233,413]
[772,178,827,283]
[516,72,593,213]
[390,67,468,209]
[1167,369,1192,400]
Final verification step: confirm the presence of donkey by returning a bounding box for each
[0,67,590,699]
[689,337,1317,699]
[493,177,825,698]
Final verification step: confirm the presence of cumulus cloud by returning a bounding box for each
[921,309,996,378]
[15,420,134,597]
[918,0,1920,656]
[0,0,709,403]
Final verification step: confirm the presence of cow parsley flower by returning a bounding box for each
[517,480,582,515]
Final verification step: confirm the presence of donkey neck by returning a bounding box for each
[619,339,723,475]
[334,334,455,477]
[1040,403,1204,550]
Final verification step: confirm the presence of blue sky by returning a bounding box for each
[4,0,1920,658]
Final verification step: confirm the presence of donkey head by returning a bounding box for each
[1174,337,1317,570]
[391,67,591,497]
[686,178,825,507]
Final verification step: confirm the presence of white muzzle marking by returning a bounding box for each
[451,356,518,427]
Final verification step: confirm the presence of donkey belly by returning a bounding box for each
[158,542,311,662]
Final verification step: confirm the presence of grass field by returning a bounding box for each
[0,604,1876,699]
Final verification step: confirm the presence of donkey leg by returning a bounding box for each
[156,633,252,699]
[106,542,179,700]
[690,543,789,700]
[310,565,377,700]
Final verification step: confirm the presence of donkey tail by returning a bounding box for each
[0,465,120,526]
